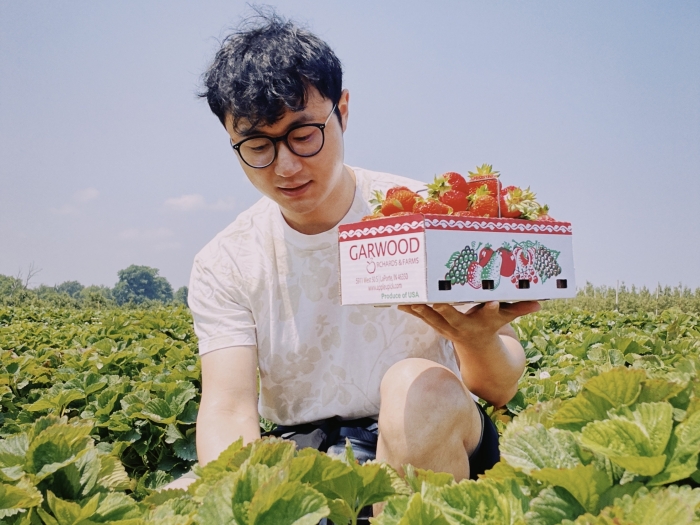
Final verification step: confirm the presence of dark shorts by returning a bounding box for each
[262,402,500,521]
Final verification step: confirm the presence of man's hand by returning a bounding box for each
[397,301,540,347]
[397,301,540,406]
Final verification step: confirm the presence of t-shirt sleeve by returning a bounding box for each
[188,249,257,355]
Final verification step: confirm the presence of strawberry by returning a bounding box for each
[535,204,556,222]
[466,261,482,289]
[426,174,468,211]
[371,189,420,216]
[390,211,415,217]
[478,245,494,266]
[438,189,469,212]
[361,214,383,221]
[441,172,469,194]
[454,210,477,217]
[413,198,453,215]
[511,245,537,284]
[465,164,501,197]
[468,185,499,217]
[386,186,414,199]
[498,245,516,277]
[500,186,540,219]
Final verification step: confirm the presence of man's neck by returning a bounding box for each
[282,166,357,235]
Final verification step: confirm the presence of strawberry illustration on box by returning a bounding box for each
[338,165,576,305]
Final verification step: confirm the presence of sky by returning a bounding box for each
[1,1,699,290]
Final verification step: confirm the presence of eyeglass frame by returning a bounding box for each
[230,104,338,169]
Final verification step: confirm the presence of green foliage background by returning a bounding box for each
[1,293,700,523]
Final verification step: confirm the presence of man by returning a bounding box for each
[172,13,539,496]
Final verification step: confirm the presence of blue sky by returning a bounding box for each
[1,1,698,289]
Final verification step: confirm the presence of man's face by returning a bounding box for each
[225,88,351,232]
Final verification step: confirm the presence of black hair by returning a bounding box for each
[200,9,343,131]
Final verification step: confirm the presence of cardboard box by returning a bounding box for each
[338,214,576,305]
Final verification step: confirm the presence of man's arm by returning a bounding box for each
[196,345,261,466]
[397,301,539,407]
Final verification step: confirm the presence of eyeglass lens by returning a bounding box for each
[239,126,325,168]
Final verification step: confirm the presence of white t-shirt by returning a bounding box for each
[188,166,460,426]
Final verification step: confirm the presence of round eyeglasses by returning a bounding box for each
[230,104,337,169]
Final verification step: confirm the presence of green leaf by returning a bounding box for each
[500,424,582,474]
[598,485,700,525]
[139,398,177,424]
[372,496,409,525]
[532,464,611,513]
[165,425,184,445]
[45,491,100,525]
[431,477,529,524]
[638,379,686,404]
[395,492,449,525]
[0,480,43,519]
[96,453,130,492]
[579,419,666,476]
[524,486,586,525]
[173,433,197,462]
[26,423,93,480]
[582,368,646,408]
[596,482,644,511]
[403,465,454,493]
[24,390,84,413]
[289,448,352,487]
[648,409,700,485]
[244,438,296,470]
[229,463,278,525]
[552,391,613,431]
[0,434,29,469]
[308,444,395,521]
[622,402,673,456]
[248,476,329,525]
[164,382,197,416]
[93,492,141,522]
[93,391,119,418]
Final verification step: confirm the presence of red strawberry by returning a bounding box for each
[500,186,540,219]
[467,261,482,289]
[465,164,501,197]
[498,247,516,277]
[361,214,383,221]
[535,204,556,222]
[426,172,469,199]
[442,172,469,194]
[386,186,414,199]
[438,189,469,212]
[413,198,453,215]
[390,211,414,217]
[478,245,494,266]
[370,188,420,217]
[454,210,477,217]
[469,185,499,217]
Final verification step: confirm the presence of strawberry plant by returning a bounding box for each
[1,303,700,523]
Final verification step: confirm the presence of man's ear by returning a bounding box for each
[338,89,350,132]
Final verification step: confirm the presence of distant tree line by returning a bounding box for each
[0,265,188,308]
[541,282,700,315]
[3,265,699,314]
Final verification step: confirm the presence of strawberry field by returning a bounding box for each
[2,302,700,524]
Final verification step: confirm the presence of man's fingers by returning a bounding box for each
[431,303,470,328]
[398,304,452,333]
[466,300,541,326]
[497,301,541,318]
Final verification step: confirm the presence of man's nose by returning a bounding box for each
[274,141,303,177]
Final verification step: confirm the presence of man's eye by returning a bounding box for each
[291,133,313,143]
[243,140,271,153]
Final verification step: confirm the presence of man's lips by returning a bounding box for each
[278,181,312,196]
